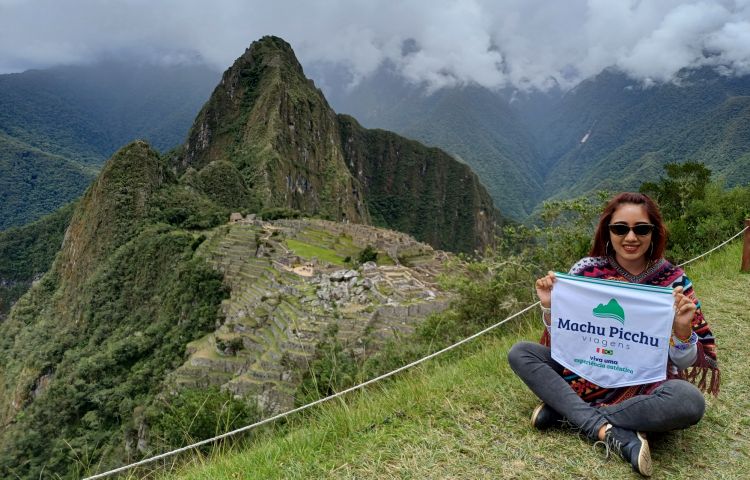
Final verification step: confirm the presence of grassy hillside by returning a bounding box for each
[166,240,748,479]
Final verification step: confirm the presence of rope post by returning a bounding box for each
[743,219,750,272]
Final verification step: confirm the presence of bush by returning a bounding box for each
[357,245,378,264]
[149,387,259,450]
[641,163,750,263]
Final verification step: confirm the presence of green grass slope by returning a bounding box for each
[167,240,748,479]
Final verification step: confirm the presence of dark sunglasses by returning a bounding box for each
[608,223,655,236]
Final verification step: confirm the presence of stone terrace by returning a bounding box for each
[167,219,455,414]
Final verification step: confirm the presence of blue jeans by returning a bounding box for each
[507,341,705,439]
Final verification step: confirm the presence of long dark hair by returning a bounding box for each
[589,192,667,262]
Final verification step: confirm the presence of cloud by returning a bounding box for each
[1,0,749,91]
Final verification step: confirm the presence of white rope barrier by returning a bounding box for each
[677,226,748,267]
[84,302,539,479]
[83,225,749,479]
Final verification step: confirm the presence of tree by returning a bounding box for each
[640,162,712,219]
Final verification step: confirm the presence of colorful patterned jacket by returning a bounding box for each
[540,256,719,405]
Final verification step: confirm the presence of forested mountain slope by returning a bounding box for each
[0,132,92,229]
[175,36,497,252]
[533,68,750,198]
[323,66,750,218]
[326,65,543,218]
[0,61,219,228]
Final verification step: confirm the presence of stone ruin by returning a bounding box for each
[167,218,454,415]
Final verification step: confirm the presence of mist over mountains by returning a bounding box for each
[3,44,750,227]
[319,62,750,218]
[0,61,220,229]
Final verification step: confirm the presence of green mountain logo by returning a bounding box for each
[592,298,625,324]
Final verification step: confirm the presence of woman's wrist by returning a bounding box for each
[673,325,692,342]
[671,330,698,350]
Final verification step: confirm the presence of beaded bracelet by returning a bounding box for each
[673,329,693,343]
[670,331,698,351]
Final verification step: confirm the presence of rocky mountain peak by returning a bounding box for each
[179,35,368,223]
[57,141,168,286]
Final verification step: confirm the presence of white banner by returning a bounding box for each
[550,273,674,388]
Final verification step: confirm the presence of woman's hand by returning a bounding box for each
[672,286,696,339]
[535,271,556,308]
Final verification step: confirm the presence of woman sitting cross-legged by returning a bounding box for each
[508,192,719,477]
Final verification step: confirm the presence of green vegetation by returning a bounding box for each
[0,142,233,479]
[196,161,254,211]
[0,202,75,317]
[0,132,94,230]
[338,114,497,253]
[641,163,750,263]
[149,387,259,452]
[259,207,302,220]
[329,73,542,219]
[538,68,750,201]
[0,61,218,228]
[331,66,750,221]
[167,217,749,480]
[149,185,228,230]
[285,238,349,266]
[0,226,228,479]
[357,245,378,264]
[179,36,367,225]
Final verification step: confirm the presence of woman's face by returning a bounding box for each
[609,203,653,265]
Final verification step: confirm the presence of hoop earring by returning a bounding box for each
[605,241,610,255]
[649,243,654,258]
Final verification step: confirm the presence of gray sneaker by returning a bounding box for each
[596,425,652,477]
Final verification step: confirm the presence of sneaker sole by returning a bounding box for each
[530,404,545,429]
[636,431,652,477]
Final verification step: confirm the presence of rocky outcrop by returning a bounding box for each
[338,114,498,253]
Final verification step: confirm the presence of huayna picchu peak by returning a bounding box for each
[177,35,497,252]
[0,36,498,479]
[179,36,370,224]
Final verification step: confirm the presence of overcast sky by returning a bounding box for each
[1,0,750,91]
